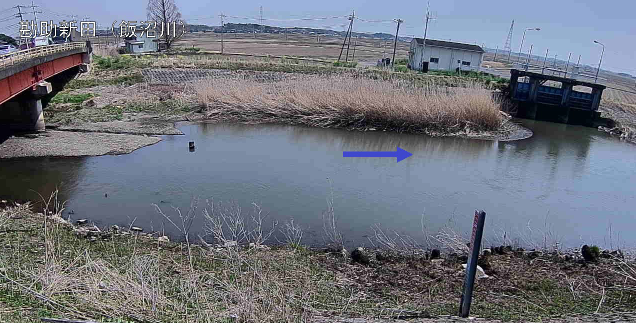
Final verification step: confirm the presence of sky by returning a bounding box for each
[2,0,634,74]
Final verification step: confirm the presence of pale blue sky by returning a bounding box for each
[2,0,634,74]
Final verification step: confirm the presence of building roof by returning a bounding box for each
[413,38,484,53]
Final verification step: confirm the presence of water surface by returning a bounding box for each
[1,120,635,248]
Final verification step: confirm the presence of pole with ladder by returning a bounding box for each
[391,19,402,68]
[338,11,354,62]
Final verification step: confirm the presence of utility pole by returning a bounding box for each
[525,44,533,71]
[421,2,435,69]
[14,6,27,46]
[14,6,25,21]
[391,18,403,68]
[30,1,40,28]
[338,11,354,62]
[345,11,355,62]
[423,1,431,42]
[219,14,226,54]
[564,52,571,78]
[542,49,549,74]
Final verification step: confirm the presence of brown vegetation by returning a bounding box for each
[195,75,503,135]
[1,197,636,323]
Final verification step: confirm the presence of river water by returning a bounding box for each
[1,120,635,249]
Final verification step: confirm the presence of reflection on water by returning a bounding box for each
[1,120,635,248]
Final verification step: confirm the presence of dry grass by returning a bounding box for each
[2,197,636,322]
[194,75,503,135]
[92,45,120,58]
[0,194,347,323]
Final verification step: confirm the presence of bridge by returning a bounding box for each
[0,42,91,131]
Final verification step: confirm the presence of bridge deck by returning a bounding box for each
[0,42,89,106]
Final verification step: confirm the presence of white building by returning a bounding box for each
[408,38,484,73]
[124,34,159,54]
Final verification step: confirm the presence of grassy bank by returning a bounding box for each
[195,75,504,135]
[1,200,635,323]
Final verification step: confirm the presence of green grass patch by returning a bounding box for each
[65,73,144,90]
[49,92,94,104]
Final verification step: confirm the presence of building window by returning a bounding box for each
[430,57,439,63]
[138,44,143,49]
[457,60,461,64]
[462,61,471,66]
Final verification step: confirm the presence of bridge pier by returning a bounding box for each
[0,81,52,132]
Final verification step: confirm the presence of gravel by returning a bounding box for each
[55,119,184,135]
[0,130,161,159]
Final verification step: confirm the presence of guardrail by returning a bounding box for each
[0,42,87,69]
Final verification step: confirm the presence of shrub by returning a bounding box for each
[394,65,408,73]
[332,61,357,68]
[394,58,409,66]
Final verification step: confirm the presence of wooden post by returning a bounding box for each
[459,210,486,318]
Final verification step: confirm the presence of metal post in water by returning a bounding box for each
[459,210,486,318]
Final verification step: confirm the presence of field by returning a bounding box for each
[175,32,411,65]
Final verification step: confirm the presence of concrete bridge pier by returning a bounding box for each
[1,81,52,132]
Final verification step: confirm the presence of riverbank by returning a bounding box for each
[0,53,534,159]
[1,201,635,323]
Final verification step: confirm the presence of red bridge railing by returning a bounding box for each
[0,42,87,69]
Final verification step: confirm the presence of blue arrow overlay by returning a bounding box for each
[343,146,413,163]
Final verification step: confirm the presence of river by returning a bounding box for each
[1,120,635,249]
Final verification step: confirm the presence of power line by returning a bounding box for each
[337,11,354,62]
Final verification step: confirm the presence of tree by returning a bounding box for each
[0,34,17,47]
[147,0,184,50]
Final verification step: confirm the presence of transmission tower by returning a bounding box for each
[504,20,514,62]
[259,6,263,33]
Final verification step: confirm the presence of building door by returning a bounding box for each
[422,62,429,73]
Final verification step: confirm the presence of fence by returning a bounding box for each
[0,42,87,69]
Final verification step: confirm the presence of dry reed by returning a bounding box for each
[194,75,503,135]
[92,45,120,58]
